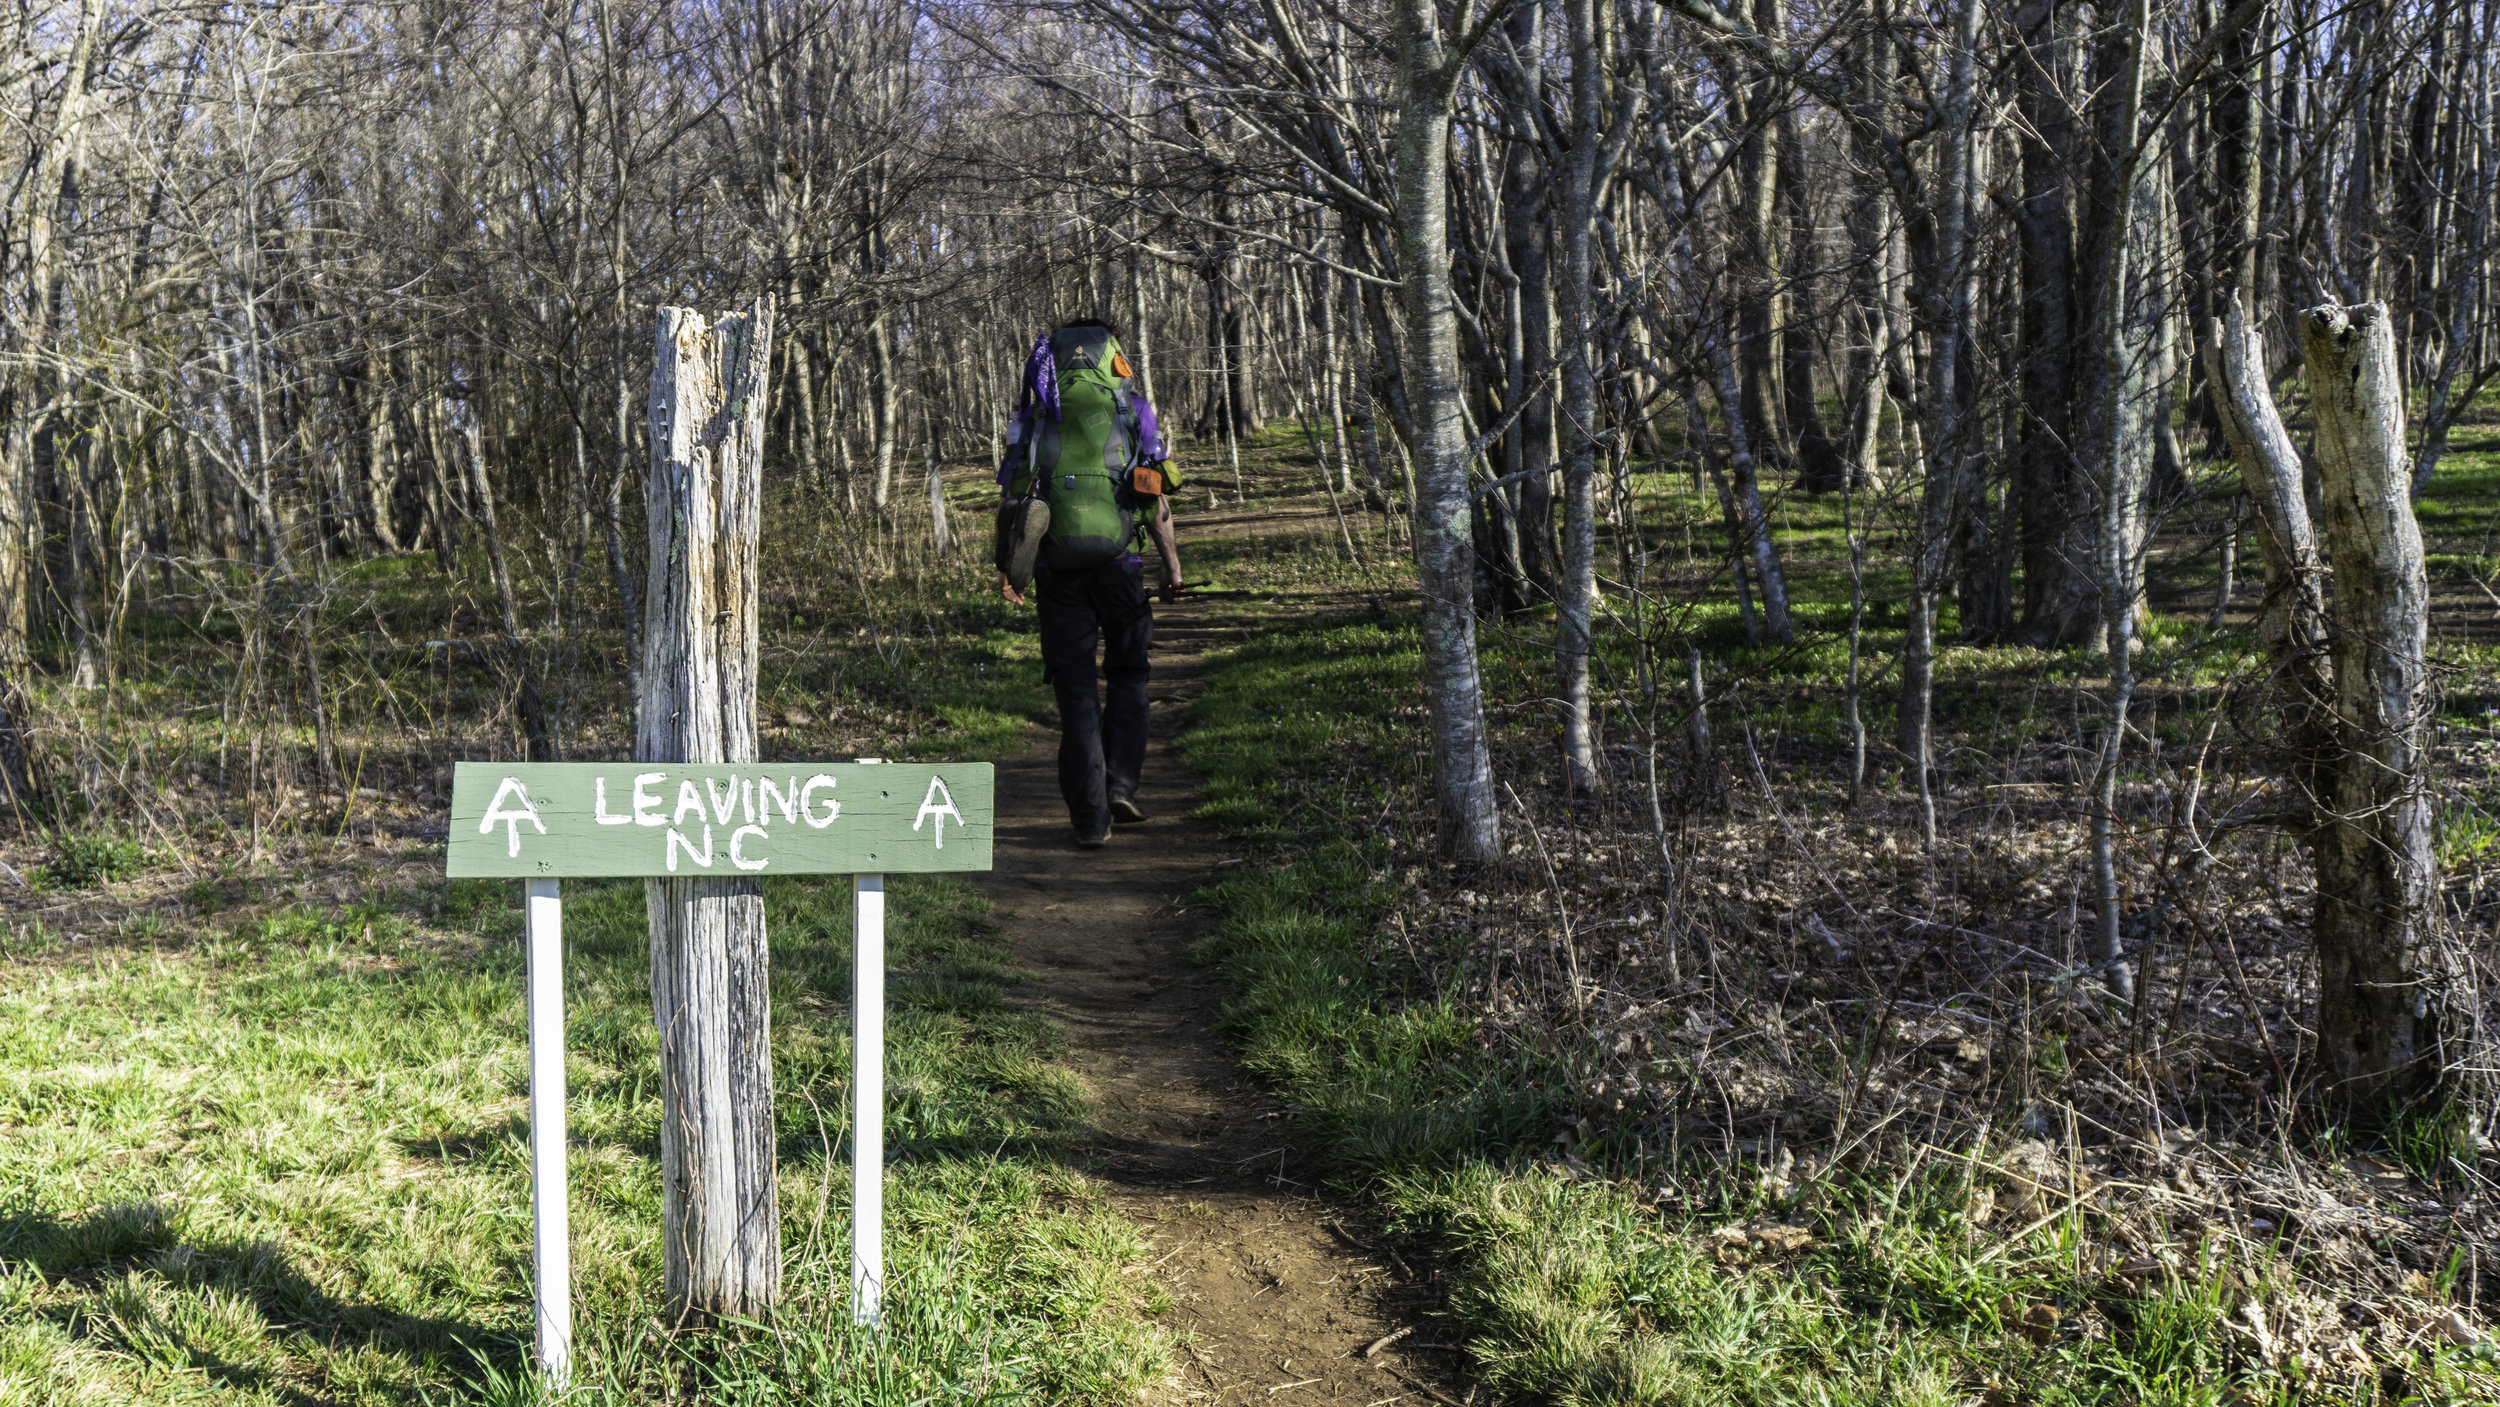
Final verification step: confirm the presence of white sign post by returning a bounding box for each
[448,759,993,1375]
[523,878,572,1383]
[851,872,885,1326]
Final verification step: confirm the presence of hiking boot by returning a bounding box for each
[1109,796,1148,825]
[1076,825,1110,850]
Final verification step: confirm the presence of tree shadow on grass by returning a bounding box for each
[0,1200,524,1403]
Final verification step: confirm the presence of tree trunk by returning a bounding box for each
[1554,0,1611,794]
[1707,336,1792,640]
[1318,250,1354,497]
[2408,19,2496,497]
[641,299,781,1321]
[610,272,644,716]
[1391,0,1500,865]
[2084,0,2152,1002]
[1902,0,1983,850]
[1130,220,1158,410]
[1839,18,1895,494]
[1497,11,1557,596]
[791,331,822,491]
[1731,39,1784,479]
[869,310,898,509]
[2302,301,2460,1117]
[2008,0,2093,646]
[0,0,100,808]
[2204,294,2333,823]
[925,435,950,557]
[1690,388,1761,643]
[1225,276,1260,436]
[64,433,101,691]
[1778,113,1846,493]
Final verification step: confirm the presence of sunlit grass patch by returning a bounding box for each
[1374,1153,2500,1407]
[0,873,1164,1404]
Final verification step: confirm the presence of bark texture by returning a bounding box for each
[641,299,781,1319]
[1391,0,1501,865]
[2300,301,2462,1115]
[2204,296,2331,809]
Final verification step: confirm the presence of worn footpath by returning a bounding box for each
[966,589,1470,1406]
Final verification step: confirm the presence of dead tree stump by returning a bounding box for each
[2206,298,2472,1121]
[640,299,780,1319]
[2301,301,2463,1117]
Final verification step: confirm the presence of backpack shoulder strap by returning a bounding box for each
[1112,390,1143,472]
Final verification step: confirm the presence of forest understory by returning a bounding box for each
[0,418,2495,1402]
[1173,425,2500,1403]
[9,0,2500,1398]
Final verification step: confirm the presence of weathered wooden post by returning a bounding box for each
[642,299,781,1318]
[2301,301,2465,1116]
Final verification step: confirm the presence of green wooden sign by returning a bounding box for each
[446,762,994,877]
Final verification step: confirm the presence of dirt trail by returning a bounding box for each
[968,590,1467,1407]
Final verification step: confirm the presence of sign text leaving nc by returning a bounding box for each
[445,762,995,877]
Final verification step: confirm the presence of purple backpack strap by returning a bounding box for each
[1024,334,1060,422]
[1131,394,1167,462]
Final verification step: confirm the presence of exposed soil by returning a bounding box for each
[968,590,1471,1406]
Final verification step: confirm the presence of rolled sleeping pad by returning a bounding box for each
[996,496,1050,591]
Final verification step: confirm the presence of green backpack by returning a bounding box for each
[1010,324,1147,571]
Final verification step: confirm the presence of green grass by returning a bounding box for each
[1377,1159,2434,1407]
[0,872,1164,1404]
[0,450,1269,1405]
[37,832,154,889]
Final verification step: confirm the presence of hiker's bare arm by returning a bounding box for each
[1146,494,1184,599]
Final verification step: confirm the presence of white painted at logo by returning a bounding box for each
[481,776,547,857]
[914,775,964,849]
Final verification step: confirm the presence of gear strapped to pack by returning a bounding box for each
[996,323,1179,588]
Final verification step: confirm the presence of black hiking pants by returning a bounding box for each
[1035,560,1152,836]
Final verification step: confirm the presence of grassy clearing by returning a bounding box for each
[0,466,1189,1401]
[1174,424,2500,1403]
[0,866,1165,1404]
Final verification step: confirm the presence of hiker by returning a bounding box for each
[995,319,1188,849]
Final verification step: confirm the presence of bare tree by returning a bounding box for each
[2303,301,2462,1115]
[1392,0,1505,863]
